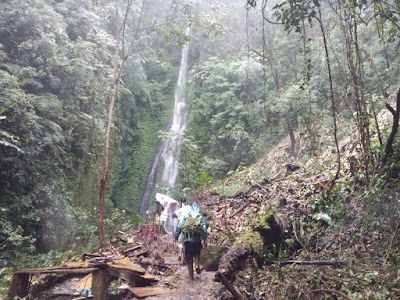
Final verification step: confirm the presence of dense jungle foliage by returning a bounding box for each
[0,0,399,282]
[0,0,180,262]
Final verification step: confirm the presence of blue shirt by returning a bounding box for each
[174,202,207,243]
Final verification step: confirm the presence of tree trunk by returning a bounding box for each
[98,20,121,248]
[337,1,370,183]
[383,87,400,163]
[317,6,341,198]
[7,274,29,299]
[98,0,146,248]
[285,116,296,156]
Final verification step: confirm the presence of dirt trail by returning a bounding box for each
[146,250,224,300]
[140,232,224,300]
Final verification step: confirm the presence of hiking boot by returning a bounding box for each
[194,256,200,273]
[188,265,194,280]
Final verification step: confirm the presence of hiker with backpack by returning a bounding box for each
[174,202,207,280]
[173,197,192,264]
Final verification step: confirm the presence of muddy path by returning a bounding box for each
[148,255,224,300]
[130,232,225,300]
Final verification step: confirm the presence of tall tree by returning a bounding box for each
[332,0,371,183]
[98,0,146,248]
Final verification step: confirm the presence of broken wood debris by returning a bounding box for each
[128,286,171,298]
[121,244,142,255]
[8,256,159,299]
[86,255,117,264]
[8,266,97,299]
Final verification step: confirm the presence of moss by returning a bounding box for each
[111,98,173,214]
[234,229,264,255]
[250,212,273,232]
[249,211,282,246]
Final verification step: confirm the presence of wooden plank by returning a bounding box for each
[14,267,96,275]
[107,257,146,274]
[128,286,171,298]
[106,265,156,286]
[14,262,91,272]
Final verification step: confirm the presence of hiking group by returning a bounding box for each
[174,200,207,281]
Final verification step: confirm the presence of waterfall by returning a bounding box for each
[139,28,191,216]
[160,30,190,187]
[139,142,162,217]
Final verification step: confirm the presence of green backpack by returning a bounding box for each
[181,215,202,238]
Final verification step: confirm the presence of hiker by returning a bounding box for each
[174,196,192,221]
[174,202,207,280]
[155,193,180,235]
[180,196,188,207]
[173,197,192,264]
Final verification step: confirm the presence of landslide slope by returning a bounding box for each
[200,92,400,299]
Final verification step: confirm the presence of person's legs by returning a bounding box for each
[184,242,194,280]
[178,236,186,265]
[193,242,202,274]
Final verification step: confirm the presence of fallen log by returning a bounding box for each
[216,243,254,282]
[265,260,347,267]
[217,213,281,282]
